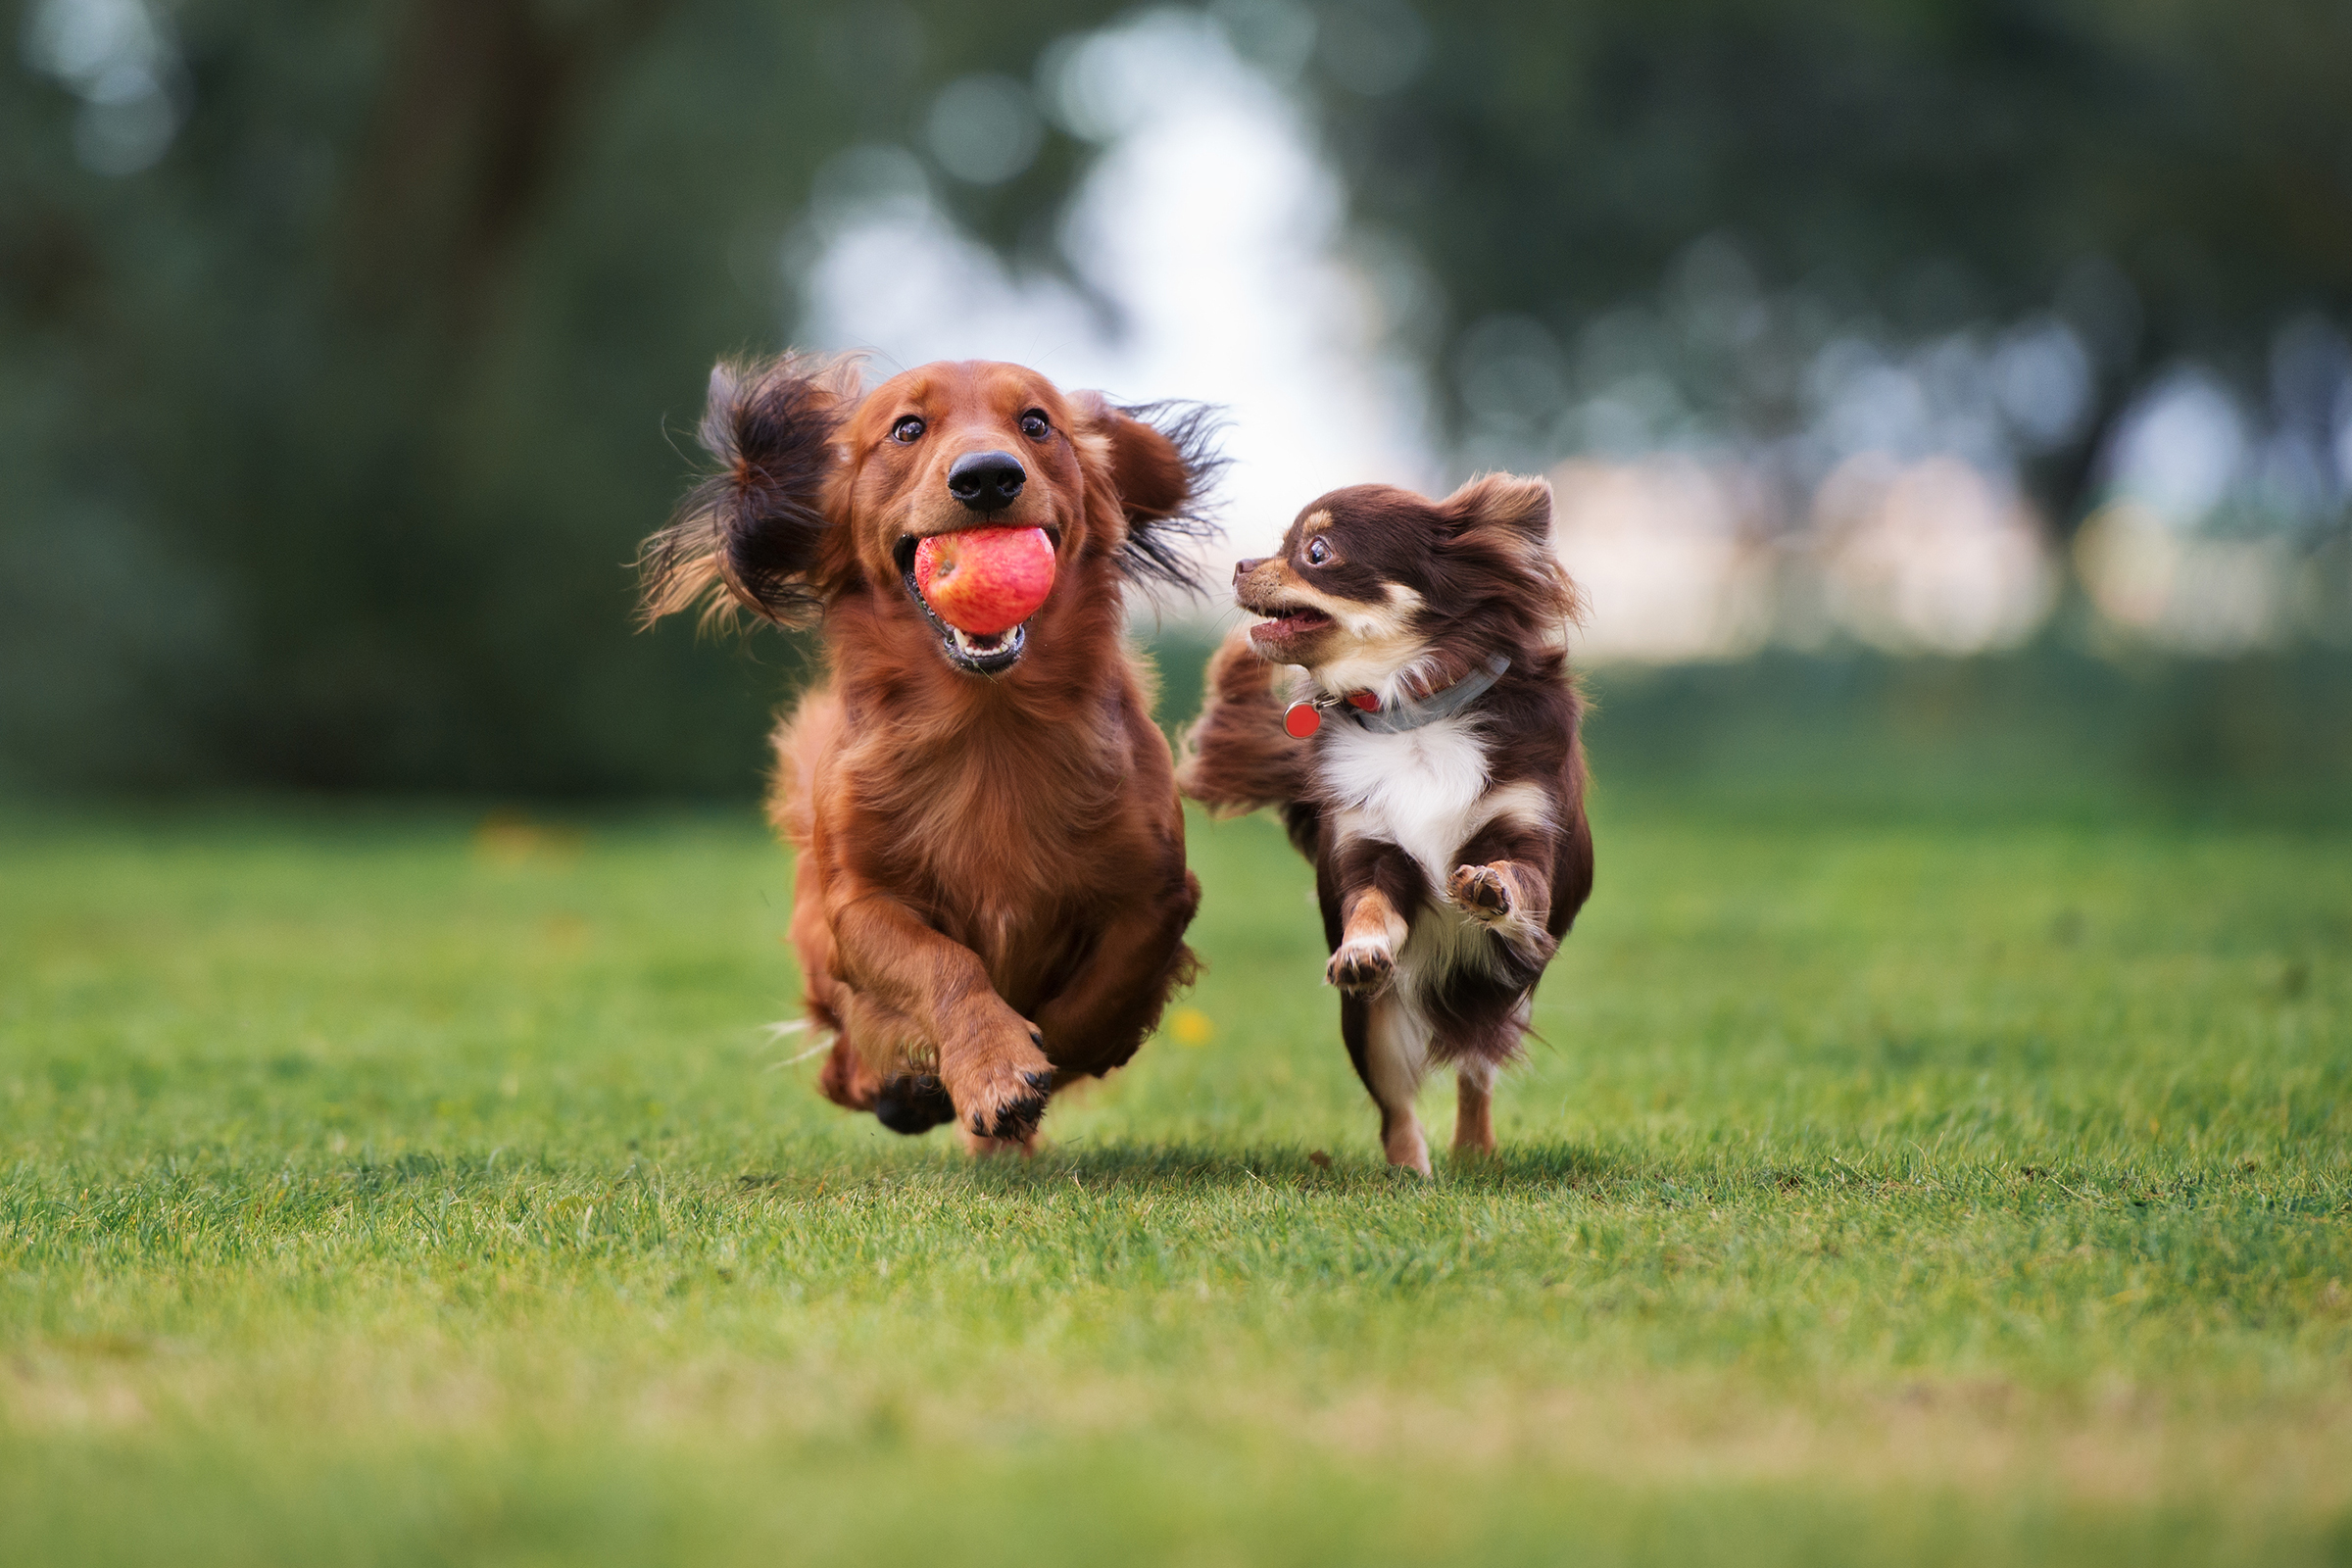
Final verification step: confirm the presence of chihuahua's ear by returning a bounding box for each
[1440,473,1554,547]
[637,354,862,630]
[1438,471,1582,625]
[1073,393,1226,595]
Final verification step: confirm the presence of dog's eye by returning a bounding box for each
[1305,536,1332,566]
[890,416,925,444]
[1019,411,1050,441]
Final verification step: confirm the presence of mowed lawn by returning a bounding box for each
[1,794,2347,1566]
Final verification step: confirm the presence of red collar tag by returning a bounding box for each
[1285,691,1379,738]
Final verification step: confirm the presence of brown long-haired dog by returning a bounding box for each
[1178,476,1592,1174]
[641,355,1219,1152]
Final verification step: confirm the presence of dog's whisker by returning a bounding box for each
[761,1016,840,1066]
[766,1031,837,1069]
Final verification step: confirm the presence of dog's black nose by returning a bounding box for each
[948,450,1026,512]
[1232,557,1265,583]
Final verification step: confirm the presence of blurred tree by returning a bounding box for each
[9,0,2349,795]
[0,0,1110,793]
[1291,0,2352,530]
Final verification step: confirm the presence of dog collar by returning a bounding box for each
[1282,655,1510,738]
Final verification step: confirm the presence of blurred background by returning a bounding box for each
[4,0,2348,812]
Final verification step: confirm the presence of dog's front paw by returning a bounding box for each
[872,1073,956,1135]
[949,1022,1055,1144]
[1447,863,1512,924]
[1327,938,1396,996]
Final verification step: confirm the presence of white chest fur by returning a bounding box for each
[1319,714,1494,895]
[1320,713,1517,998]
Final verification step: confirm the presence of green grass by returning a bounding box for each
[2,794,2348,1566]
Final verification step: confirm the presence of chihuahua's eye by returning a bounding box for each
[1019,411,1050,441]
[890,416,925,444]
[1305,536,1332,566]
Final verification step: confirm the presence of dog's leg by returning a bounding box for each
[1325,835,1424,997]
[821,992,957,1134]
[1030,868,1201,1062]
[1363,992,1434,1176]
[1452,1055,1497,1157]
[1445,859,1556,958]
[1324,840,1432,1171]
[817,1031,953,1138]
[827,885,1054,1145]
[815,1034,881,1111]
[1446,818,1561,978]
[1446,824,1555,1158]
[1327,887,1408,995]
[778,691,961,1132]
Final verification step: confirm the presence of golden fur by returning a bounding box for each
[643,357,1216,1152]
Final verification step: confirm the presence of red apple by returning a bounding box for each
[913,527,1056,635]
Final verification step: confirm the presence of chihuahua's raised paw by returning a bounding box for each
[1326,937,1396,995]
[1447,863,1513,923]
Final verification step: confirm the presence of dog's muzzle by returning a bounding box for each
[894,532,1047,676]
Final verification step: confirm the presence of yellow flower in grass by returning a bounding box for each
[1167,1006,1216,1047]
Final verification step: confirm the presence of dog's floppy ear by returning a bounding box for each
[637,354,860,630]
[1072,393,1226,595]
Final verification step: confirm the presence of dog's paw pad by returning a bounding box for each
[1447,864,1511,922]
[1326,940,1396,995]
[987,1090,1049,1142]
[955,1039,1054,1147]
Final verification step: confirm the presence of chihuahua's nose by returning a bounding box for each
[948,450,1026,512]
[1232,557,1265,583]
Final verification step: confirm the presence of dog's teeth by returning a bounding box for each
[949,624,1020,660]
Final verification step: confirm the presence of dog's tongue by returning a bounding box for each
[913,527,1056,636]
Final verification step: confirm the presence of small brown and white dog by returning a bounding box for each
[1178,476,1593,1174]
[640,355,1218,1152]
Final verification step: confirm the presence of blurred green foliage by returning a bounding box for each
[5,0,2349,796]
[0,0,1111,794]
[1299,0,2352,523]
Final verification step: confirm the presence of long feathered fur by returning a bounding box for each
[636,354,858,630]
[1175,627,1308,816]
[1108,400,1228,597]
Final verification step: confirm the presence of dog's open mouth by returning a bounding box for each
[946,623,1021,663]
[895,532,1056,676]
[1247,605,1335,651]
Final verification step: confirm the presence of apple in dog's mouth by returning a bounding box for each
[896,526,1058,675]
[1247,605,1335,658]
